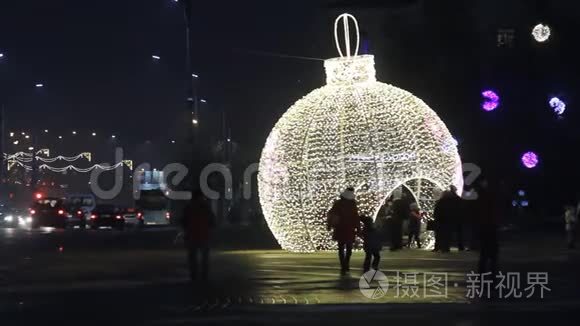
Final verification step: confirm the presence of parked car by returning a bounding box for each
[65,194,96,213]
[88,205,125,230]
[0,206,23,228]
[65,205,88,229]
[121,207,144,228]
[136,190,171,226]
[64,194,97,229]
[29,198,68,228]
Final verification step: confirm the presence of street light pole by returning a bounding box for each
[0,107,5,184]
[180,0,200,183]
[29,133,39,192]
[1,53,5,185]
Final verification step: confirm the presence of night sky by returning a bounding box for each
[1,0,580,213]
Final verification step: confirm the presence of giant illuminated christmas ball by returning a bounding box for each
[258,14,463,252]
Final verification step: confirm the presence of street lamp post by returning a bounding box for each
[179,0,200,185]
[29,133,39,192]
[0,54,5,184]
[0,107,5,184]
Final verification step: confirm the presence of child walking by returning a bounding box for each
[361,216,382,272]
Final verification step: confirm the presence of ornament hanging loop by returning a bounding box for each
[334,13,360,58]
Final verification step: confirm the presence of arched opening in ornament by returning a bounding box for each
[372,178,444,220]
[402,178,445,220]
[373,177,445,250]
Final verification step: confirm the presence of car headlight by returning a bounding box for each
[25,217,32,223]
[4,215,13,222]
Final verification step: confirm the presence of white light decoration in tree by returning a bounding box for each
[258,14,463,252]
[4,151,130,172]
[3,152,92,163]
[532,23,551,43]
[7,161,133,172]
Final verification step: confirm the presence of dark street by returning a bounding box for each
[1,226,579,324]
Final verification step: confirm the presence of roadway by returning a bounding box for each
[1,226,579,325]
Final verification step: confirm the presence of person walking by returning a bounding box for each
[464,191,479,251]
[407,202,422,248]
[182,189,215,282]
[361,216,382,272]
[433,190,452,253]
[327,187,360,275]
[448,185,465,251]
[475,179,499,276]
[564,205,577,249]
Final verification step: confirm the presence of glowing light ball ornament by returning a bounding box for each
[549,97,566,115]
[481,90,500,111]
[258,14,463,252]
[532,24,551,43]
[521,151,539,169]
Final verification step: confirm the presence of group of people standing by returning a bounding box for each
[179,180,506,281]
[385,194,417,251]
[179,181,576,286]
[428,181,501,276]
[326,180,501,276]
[432,181,501,275]
[432,185,465,253]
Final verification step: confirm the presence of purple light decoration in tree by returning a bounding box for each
[521,151,539,169]
[481,90,500,111]
[549,97,566,115]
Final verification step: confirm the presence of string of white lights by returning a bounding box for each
[3,152,92,163]
[38,153,91,163]
[258,14,463,252]
[8,160,33,171]
[39,162,126,172]
[6,160,132,172]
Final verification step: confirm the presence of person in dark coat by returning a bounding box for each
[463,189,480,251]
[407,202,422,248]
[361,216,382,272]
[433,190,453,252]
[182,189,215,281]
[564,205,577,249]
[327,187,360,275]
[448,185,465,251]
[390,193,409,251]
[475,179,500,276]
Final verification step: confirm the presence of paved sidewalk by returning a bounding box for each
[2,239,579,325]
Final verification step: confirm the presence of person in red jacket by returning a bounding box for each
[327,187,361,275]
[182,189,215,281]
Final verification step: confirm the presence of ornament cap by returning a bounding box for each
[326,14,375,85]
[324,55,376,85]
